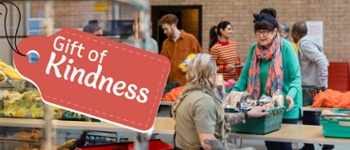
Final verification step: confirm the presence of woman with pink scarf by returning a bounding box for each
[231,13,302,150]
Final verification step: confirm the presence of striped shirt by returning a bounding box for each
[209,41,240,80]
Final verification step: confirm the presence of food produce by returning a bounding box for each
[162,86,185,101]
[22,90,41,101]
[0,68,6,81]
[178,53,196,72]
[163,82,181,96]
[321,109,334,115]
[224,92,280,111]
[29,101,44,118]
[0,90,44,118]
[15,143,30,150]
[312,89,350,108]
[224,91,244,108]
[56,139,78,150]
[321,109,350,120]
[264,103,275,110]
[2,90,25,101]
[39,145,58,150]
[271,90,284,107]
[276,95,284,106]
[15,108,28,117]
[13,129,41,140]
[0,89,71,119]
[17,87,27,94]
[1,99,44,118]
[0,60,24,79]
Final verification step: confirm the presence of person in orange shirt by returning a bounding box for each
[158,14,202,85]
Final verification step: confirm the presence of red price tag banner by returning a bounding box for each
[14,27,170,133]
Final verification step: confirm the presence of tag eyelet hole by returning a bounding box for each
[26,50,40,64]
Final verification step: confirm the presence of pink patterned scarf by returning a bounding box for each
[247,34,283,100]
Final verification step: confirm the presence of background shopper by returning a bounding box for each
[158,14,202,86]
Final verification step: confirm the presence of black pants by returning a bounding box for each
[265,118,299,150]
[302,111,320,125]
[301,111,334,149]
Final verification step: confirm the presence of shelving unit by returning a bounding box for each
[0,0,157,148]
[0,117,175,135]
[0,138,42,150]
[0,117,174,148]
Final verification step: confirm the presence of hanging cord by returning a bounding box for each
[0,1,26,56]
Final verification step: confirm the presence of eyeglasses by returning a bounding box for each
[255,30,272,37]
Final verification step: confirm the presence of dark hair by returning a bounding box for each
[253,14,279,33]
[158,14,178,26]
[259,8,277,19]
[83,20,101,34]
[88,20,98,24]
[292,22,307,36]
[209,21,231,49]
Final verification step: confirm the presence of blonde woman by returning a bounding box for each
[172,53,267,150]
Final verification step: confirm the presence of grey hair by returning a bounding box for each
[279,23,290,39]
[186,53,217,89]
[279,23,290,32]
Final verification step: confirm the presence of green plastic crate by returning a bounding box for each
[320,109,350,138]
[225,106,285,134]
[302,85,325,106]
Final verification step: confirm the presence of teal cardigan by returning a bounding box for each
[232,38,302,119]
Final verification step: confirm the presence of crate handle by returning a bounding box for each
[339,121,350,126]
[321,114,349,117]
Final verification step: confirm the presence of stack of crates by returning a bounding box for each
[302,85,325,106]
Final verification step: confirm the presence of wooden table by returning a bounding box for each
[303,106,347,112]
[229,124,350,146]
[2,118,350,146]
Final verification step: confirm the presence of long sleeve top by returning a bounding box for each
[232,38,302,119]
[209,41,240,80]
[160,30,202,85]
[298,35,329,88]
